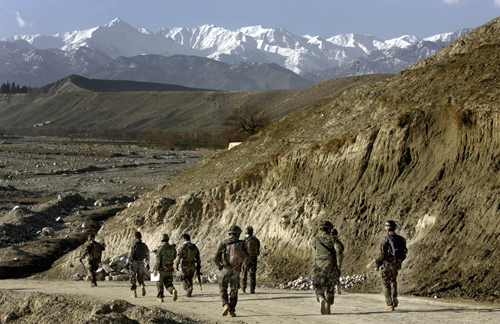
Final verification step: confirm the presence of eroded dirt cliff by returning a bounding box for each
[50,17,500,302]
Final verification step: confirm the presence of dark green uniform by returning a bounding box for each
[375,234,407,307]
[175,241,200,296]
[154,243,177,298]
[81,239,105,286]
[214,236,248,314]
[240,234,260,293]
[129,239,149,291]
[313,232,340,306]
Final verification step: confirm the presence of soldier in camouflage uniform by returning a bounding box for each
[80,233,105,287]
[128,231,150,298]
[375,220,408,311]
[175,233,201,297]
[331,228,344,295]
[240,226,260,294]
[214,225,248,317]
[313,220,340,315]
[153,233,178,302]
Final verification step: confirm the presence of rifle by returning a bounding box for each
[79,258,89,278]
[195,264,202,290]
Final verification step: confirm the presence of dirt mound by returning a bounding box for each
[0,289,197,324]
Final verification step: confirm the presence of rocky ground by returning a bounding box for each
[0,135,211,278]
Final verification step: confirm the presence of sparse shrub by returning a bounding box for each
[395,112,412,128]
[451,106,473,127]
[323,138,346,153]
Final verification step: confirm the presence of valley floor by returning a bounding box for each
[1,278,498,323]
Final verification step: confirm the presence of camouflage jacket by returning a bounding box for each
[154,243,177,272]
[82,240,105,262]
[332,237,344,269]
[214,236,248,268]
[313,233,340,270]
[175,241,201,269]
[374,234,407,270]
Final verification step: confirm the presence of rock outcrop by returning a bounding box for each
[50,17,500,302]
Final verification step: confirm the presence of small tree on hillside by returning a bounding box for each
[222,104,271,141]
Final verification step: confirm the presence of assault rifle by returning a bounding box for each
[196,264,202,290]
[79,258,89,278]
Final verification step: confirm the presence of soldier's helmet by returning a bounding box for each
[229,225,242,234]
[384,220,397,231]
[320,220,334,230]
[135,231,142,239]
[331,228,338,236]
[246,226,254,235]
[161,233,169,242]
[88,233,95,240]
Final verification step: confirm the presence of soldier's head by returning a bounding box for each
[228,225,242,238]
[135,231,142,240]
[320,220,334,233]
[331,228,339,237]
[88,233,95,241]
[245,226,254,235]
[384,220,397,233]
[161,233,169,243]
[181,233,190,242]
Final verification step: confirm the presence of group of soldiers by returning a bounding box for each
[81,219,406,317]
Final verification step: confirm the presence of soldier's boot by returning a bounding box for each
[222,304,230,316]
[393,297,398,308]
[157,297,164,303]
[186,287,193,297]
[319,297,327,315]
[326,297,334,314]
[250,287,255,294]
[141,285,146,296]
[229,311,236,317]
[336,285,341,295]
[384,305,395,311]
[172,289,178,301]
[131,289,137,298]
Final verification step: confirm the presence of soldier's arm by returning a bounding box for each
[174,246,182,268]
[145,245,150,265]
[334,241,344,268]
[153,248,162,272]
[81,244,90,259]
[374,239,387,267]
[214,242,225,268]
[195,247,201,265]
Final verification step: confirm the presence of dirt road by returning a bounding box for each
[1,278,498,323]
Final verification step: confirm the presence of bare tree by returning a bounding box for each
[222,104,271,140]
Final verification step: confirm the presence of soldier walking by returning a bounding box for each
[80,233,105,287]
[240,226,260,293]
[153,233,178,302]
[331,228,344,295]
[128,231,150,298]
[313,221,341,315]
[214,225,248,317]
[375,220,408,311]
[175,233,201,297]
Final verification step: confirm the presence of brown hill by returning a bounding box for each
[50,16,500,303]
[0,74,391,131]
[33,74,215,93]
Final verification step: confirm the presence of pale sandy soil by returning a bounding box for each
[1,278,499,324]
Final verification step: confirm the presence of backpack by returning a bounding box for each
[132,241,149,261]
[246,236,260,257]
[223,240,244,267]
[160,244,176,267]
[386,234,406,262]
[186,243,198,262]
[90,242,104,260]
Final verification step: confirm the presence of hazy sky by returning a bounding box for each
[1,0,499,40]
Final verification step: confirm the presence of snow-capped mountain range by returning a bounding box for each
[1,18,471,90]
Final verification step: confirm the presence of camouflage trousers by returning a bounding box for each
[240,256,258,291]
[313,266,338,305]
[130,260,146,291]
[381,268,398,306]
[180,263,196,291]
[88,259,99,285]
[157,269,175,298]
[219,265,240,311]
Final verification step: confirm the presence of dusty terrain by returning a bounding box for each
[0,135,211,278]
[1,279,499,324]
